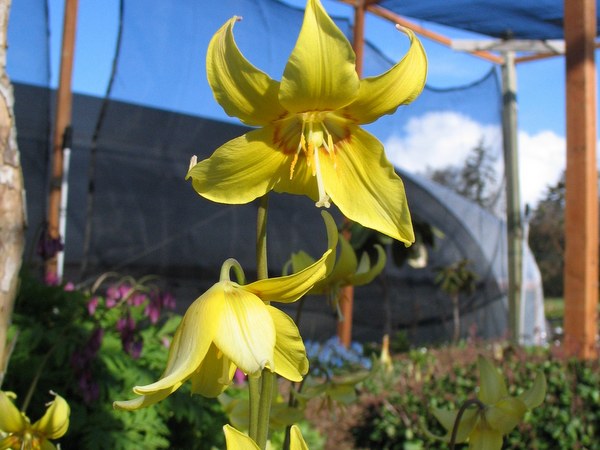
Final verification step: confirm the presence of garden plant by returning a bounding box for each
[0,0,552,449]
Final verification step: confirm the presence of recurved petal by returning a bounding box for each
[328,235,358,283]
[518,371,547,410]
[190,344,237,398]
[186,127,290,205]
[279,0,359,113]
[31,392,70,439]
[207,17,285,126]
[134,285,223,395]
[477,356,508,405]
[213,285,276,375]
[223,424,260,450]
[269,306,309,381]
[351,244,387,286]
[113,384,182,411]
[343,27,427,124]
[0,391,26,433]
[290,424,310,450]
[245,249,331,303]
[321,126,415,245]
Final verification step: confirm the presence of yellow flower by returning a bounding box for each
[428,356,546,449]
[186,0,427,244]
[223,424,308,450]
[0,391,70,450]
[115,212,337,410]
[285,233,386,308]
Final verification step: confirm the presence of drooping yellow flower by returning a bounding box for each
[428,356,546,449]
[115,212,338,410]
[223,424,308,450]
[186,0,427,245]
[0,391,70,450]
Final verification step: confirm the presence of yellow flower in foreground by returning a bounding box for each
[115,212,337,410]
[223,424,308,450]
[428,356,546,450]
[186,0,427,244]
[0,391,70,450]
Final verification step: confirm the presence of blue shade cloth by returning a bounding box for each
[378,0,579,40]
[9,0,547,344]
[6,0,50,86]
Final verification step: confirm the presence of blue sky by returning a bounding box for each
[45,0,597,205]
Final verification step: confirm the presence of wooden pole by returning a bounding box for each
[563,0,598,359]
[337,0,366,348]
[45,0,78,283]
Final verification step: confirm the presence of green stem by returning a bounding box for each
[449,398,485,450]
[248,376,261,441]
[21,344,57,413]
[250,194,270,448]
[256,370,274,450]
[256,195,269,281]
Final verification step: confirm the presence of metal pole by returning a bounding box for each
[45,0,78,283]
[501,51,523,344]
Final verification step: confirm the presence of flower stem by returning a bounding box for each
[256,370,274,450]
[449,398,485,450]
[256,194,269,281]
[250,194,271,448]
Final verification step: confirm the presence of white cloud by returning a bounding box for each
[384,111,567,207]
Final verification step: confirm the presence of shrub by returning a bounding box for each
[4,271,227,449]
[350,345,600,450]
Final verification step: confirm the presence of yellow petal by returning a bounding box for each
[207,17,285,126]
[134,285,223,394]
[343,27,427,124]
[31,392,70,439]
[279,0,359,112]
[321,126,414,244]
[486,397,527,434]
[285,250,316,275]
[269,306,308,381]
[190,344,237,398]
[186,127,290,205]
[213,284,276,375]
[0,391,26,433]
[328,235,359,283]
[290,424,309,450]
[350,244,386,286]
[477,356,508,405]
[223,424,260,450]
[245,249,331,303]
[113,384,181,411]
[468,422,504,450]
[518,371,546,410]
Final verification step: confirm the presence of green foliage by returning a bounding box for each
[350,346,600,449]
[4,271,227,450]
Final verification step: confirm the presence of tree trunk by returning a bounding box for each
[0,0,25,385]
[452,294,460,343]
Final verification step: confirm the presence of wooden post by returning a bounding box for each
[0,0,26,384]
[563,0,598,359]
[45,0,78,283]
[337,0,366,348]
